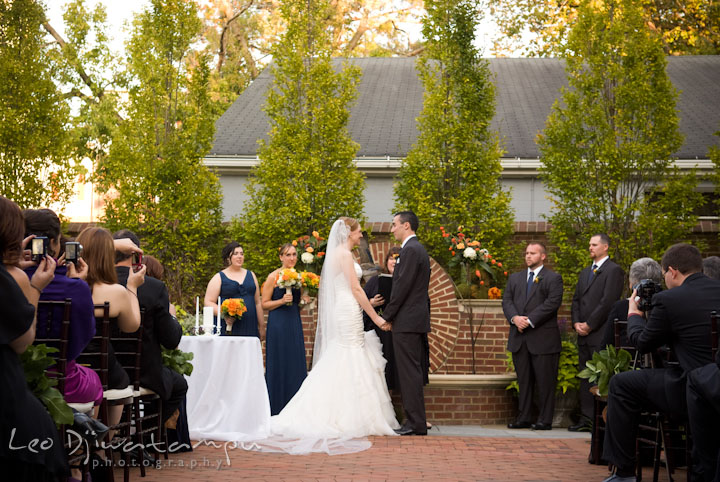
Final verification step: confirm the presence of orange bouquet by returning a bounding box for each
[300,271,320,296]
[221,298,247,321]
[277,268,302,305]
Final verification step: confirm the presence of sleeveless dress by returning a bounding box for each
[265,285,307,415]
[0,265,68,479]
[219,271,259,337]
[270,263,399,443]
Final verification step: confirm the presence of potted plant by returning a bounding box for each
[578,344,634,397]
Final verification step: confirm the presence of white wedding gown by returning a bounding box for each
[266,263,399,453]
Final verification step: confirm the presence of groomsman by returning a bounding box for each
[503,242,563,430]
[570,233,624,431]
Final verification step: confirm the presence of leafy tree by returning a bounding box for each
[200,0,426,115]
[393,0,513,273]
[0,0,78,209]
[95,0,224,306]
[538,0,703,292]
[487,0,720,57]
[233,0,365,279]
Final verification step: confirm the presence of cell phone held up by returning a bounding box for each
[31,236,49,263]
[65,242,82,266]
[132,252,143,272]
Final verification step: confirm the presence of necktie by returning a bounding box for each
[526,271,534,299]
[589,264,597,283]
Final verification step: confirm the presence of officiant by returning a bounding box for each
[363,247,401,389]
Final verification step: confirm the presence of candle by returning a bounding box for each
[194,296,199,334]
[202,306,214,335]
[217,296,222,335]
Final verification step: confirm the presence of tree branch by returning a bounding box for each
[217,0,255,73]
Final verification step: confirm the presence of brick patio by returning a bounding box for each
[109,432,683,481]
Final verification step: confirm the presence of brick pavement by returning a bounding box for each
[110,435,634,481]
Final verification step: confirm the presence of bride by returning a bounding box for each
[267,216,400,453]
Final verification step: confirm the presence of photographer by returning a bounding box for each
[601,258,662,349]
[601,243,720,482]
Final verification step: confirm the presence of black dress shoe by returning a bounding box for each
[567,421,592,432]
[507,421,532,429]
[394,426,414,435]
[531,422,552,431]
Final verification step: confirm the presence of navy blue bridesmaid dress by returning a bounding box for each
[219,271,259,337]
[265,286,307,415]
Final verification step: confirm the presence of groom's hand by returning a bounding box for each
[380,321,392,332]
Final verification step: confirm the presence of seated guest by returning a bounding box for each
[0,196,68,480]
[112,230,188,424]
[205,241,264,338]
[601,257,662,349]
[702,255,720,281]
[602,244,720,482]
[23,208,103,408]
[76,227,145,434]
[686,350,720,482]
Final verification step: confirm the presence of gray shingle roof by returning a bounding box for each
[210,56,720,160]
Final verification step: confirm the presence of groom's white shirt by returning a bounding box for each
[401,234,416,249]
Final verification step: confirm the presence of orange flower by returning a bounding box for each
[488,287,502,300]
[291,240,298,246]
[306,246,314,253]
[497,262,502,267]
[312,231,319,238]
[504,271,508,276]
[317,251,325,256]
[451,251,456,256]
[475,269,481,278]
[457,242,465,250]
[480,280,485,285]
[491,259,496,265]
[458,233,465,238]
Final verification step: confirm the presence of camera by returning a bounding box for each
[633,278,663,312]
[31,236,49,263]
[65,242,82,266]
[132,252,143,272]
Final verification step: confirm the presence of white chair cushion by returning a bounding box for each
[67,401,95,414]
[133,386,157,397]
[103,386,134,401]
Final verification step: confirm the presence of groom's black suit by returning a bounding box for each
[383,235,431,434]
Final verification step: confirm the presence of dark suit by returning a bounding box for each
[603,272,720,473]
[383,236,431,433]
[503,266,563,425]
[686,352,720,482]
[571,258,624,419]
[116,267,187,422]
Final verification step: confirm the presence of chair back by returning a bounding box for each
[111,308,145,392]
[76,303,111,390]
[33,299,72,395]
[711,310,718,361]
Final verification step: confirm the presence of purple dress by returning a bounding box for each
[26,264,103,404]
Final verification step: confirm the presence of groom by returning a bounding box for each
[382,211,431,436]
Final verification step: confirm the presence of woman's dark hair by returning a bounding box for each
[278,243,296,257]
[76,227,118,288]
[222,241,242,266]
[23,208,61,256]
[383,246,402,274]
[0,196,24,264]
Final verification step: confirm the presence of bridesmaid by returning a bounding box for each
[205,242,264,338]
[262,243,309,415]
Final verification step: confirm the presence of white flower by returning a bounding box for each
[463,247,477,260]
[301,252,314,264]
[479,248,489,258]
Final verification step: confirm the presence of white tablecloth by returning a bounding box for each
[179,336,270,442]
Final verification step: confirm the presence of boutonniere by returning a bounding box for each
[593,268,601,276]
[534,275,542,284]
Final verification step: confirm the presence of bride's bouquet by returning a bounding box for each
[221,298,247,321]
[277,268,302,305]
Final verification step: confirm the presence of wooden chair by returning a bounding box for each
[77,303,136,482]
[111,309,164,477]
[35,298,93,481]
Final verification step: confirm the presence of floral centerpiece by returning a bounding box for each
[277,267,302,305]
[221,298,247,321]
[300,271,320,296]
[292,231,326,273]
[440,225,507,299]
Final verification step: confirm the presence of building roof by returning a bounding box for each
[210,56,720,160]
